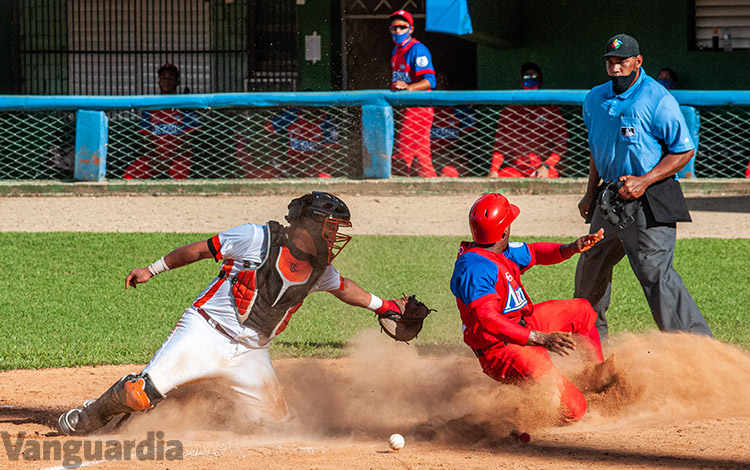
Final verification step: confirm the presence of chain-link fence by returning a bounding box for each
[1,101,749,181]
[694,106,750,178]
[106,106,361,180]
[396,104,589,178]
[0,111,77,179]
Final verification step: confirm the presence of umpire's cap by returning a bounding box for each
[603,34,640,57]
[469,193,520,245]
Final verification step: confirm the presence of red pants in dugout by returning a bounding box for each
[476,298,604,421]
[392,107,436,178]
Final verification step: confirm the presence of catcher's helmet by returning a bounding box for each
[469,193,520,244]
[286,192,352,263]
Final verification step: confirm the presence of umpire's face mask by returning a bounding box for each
[609,68,638,94]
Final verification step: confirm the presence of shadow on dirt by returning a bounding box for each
[0,406,67,436]
[686,195,750,213]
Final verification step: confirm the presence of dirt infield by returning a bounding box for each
[1,193,750,469]
[2,193,750,238]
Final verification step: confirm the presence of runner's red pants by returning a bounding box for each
[477,298,603,421]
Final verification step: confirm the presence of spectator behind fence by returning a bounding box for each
[489,62,568,178]
[656,68,678,90]
[430,72,476,177]
[39,143,75,179]
[235,107,339,179]
[389,9,438,178]
[123,64,201,180]
[575,34,711,341]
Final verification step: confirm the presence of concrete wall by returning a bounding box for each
[475,0,750,90]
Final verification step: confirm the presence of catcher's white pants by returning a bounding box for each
[142,308,289,422]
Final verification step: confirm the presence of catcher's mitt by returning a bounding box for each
[598,180,637,230]
[378,295,434,342]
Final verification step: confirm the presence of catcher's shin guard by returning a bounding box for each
[58,372,164,436]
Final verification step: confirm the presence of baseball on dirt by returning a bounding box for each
[388,433,405,450]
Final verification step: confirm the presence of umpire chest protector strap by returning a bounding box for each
[231,221,327,339]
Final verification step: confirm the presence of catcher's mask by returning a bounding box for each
[598,180,637,230]
[286,191,352,263]
[469,193,520,244]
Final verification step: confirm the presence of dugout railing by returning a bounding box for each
[0,90,749,181]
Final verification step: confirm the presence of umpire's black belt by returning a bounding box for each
[473,316,528,358]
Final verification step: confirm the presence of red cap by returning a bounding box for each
[469,193,520,244]
[390,9,413,27]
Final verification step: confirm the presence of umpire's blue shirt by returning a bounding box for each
[583,69,694,182]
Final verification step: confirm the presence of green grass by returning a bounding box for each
[1,233,748,370]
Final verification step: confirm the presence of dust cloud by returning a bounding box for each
[114,329,750,446]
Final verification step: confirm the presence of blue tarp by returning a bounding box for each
[426,0,473,36]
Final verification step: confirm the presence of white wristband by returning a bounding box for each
[367,293,384,312]
[147,257,170,276]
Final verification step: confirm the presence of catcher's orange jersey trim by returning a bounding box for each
[209,235,223,260]
[194,260,234,307]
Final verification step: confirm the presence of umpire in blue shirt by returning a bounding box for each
[574,34,712,340]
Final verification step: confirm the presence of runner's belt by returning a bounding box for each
[473,316,528,357]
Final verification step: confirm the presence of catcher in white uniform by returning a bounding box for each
[58,191,425,436]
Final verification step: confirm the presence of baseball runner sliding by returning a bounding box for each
[450,193,609,422]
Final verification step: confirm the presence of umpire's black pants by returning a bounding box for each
[574,199,712,340]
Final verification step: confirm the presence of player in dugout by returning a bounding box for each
[489,62,568,179]
[389,9,438,178]
[123,63,201,180]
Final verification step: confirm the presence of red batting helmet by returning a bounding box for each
[469,193,520,244]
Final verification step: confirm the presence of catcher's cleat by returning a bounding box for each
[58,408,81,436]
[61,372,165,436]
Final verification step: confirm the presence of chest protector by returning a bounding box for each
[231,221,328,338]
